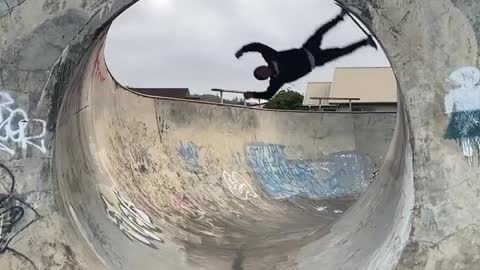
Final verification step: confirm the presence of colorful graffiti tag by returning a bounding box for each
[444,66,480,164]
[101,190,164,249]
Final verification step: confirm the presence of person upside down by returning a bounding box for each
[235,9,377,100]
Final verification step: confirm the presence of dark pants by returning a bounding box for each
[302,12,369,66]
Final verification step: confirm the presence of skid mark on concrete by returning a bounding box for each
[0,0,27,16]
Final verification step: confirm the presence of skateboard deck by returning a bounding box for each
[334,0,372,39]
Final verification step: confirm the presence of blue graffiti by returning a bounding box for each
[247,144,368,200]
[177,142,200,168]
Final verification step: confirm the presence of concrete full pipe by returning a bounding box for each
[0,0,479,269]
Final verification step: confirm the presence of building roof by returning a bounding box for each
[128,88,190,98]
[303,82,332,106]
[330,67,397,103]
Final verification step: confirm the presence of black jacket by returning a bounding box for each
[239,42,314,99]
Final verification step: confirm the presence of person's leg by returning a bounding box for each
[314,38,372,65]
[302,9,347,49]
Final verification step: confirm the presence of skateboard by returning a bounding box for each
[334,0,377,47]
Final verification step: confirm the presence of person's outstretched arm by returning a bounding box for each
[245,80,283,100]
[235,42,277,62]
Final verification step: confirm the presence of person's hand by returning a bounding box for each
[235,50,244,59]
[244,92,255,99]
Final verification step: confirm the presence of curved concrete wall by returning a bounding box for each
[55,32,397,269]
[0,0,479,269]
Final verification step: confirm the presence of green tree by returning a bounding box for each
[264,88,306,110]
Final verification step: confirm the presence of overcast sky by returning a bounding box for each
[105,0,390,98]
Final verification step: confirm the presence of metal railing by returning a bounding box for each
[211,88,262,107]
[310,97,360,112]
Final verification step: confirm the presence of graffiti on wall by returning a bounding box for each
[316,206,343,214]
[101,190,164,249]
[177,141,200,168]
[171,193,194,215]
[0,164,42,270]
[247,144,368,200]
[223,171,258,201]
[176,141,258,201]
[92,40,107,82]
[0,91,47,156]
[444,66,480,164]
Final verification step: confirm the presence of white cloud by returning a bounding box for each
[105,0,390,96]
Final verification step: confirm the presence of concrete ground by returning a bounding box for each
[0,0,480,269]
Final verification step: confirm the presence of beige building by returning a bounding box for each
[303,82,332,107]
[303,67,397,112]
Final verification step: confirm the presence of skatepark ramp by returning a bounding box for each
[56,29,402,269]
[1,0,480,269]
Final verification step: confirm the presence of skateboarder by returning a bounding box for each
[235,9,378,100]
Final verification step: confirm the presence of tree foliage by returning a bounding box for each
[264,88,307,110]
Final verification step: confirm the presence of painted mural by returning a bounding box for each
[444,66,480,164]
[247,144,368,200]
[175,141,369,200]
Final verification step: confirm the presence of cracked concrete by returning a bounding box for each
[0,0,27,16]
[18,9,89,70]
